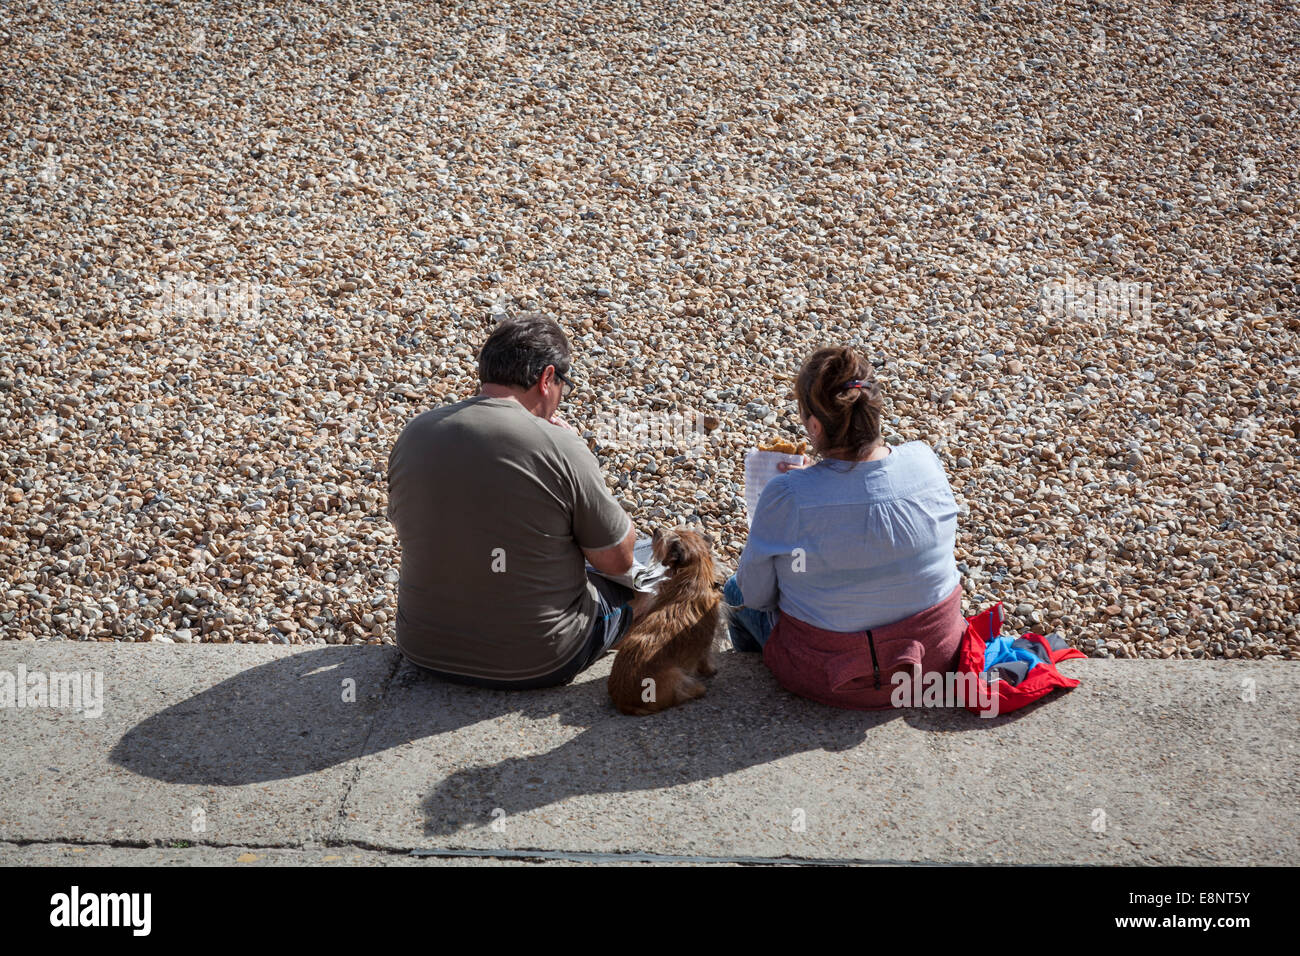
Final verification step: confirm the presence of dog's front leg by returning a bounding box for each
[694,648,718,679]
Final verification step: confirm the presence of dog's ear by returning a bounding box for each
[664,536,686,568]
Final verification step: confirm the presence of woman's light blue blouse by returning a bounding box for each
[734,441,961,631]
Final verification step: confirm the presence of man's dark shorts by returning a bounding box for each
[414,571,636,690]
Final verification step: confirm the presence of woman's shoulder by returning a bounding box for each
[895,440,944,466]
[753,468,798,510]
[894,441,955,492]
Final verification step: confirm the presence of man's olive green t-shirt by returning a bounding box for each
[386,395,632,680]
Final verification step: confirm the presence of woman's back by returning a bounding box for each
[735,441,960,632]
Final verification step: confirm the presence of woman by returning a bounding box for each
[723,345,967,710]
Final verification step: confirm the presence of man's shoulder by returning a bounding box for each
[399,396,534,440]
[541,418,596,459]
[397,396,473,432]
[393,396,595,472]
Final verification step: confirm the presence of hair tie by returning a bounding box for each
[838,379,874,392]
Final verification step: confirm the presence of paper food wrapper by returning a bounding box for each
[743,449,805,526]
[587,536,669,595]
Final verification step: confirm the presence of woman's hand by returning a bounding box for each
[777,455,812,472]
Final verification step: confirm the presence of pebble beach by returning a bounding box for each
[1,0,1296,660]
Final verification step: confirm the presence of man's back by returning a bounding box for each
[387,395,631,681]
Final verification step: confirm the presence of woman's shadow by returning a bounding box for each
[109,645,1042,835]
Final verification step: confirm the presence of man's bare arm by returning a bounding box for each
[582,520,636,576]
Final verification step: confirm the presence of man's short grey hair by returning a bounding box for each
[477,312,572,390]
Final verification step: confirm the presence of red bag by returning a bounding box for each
[957,601,1086,717]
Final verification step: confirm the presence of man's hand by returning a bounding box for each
[548,412,575,431]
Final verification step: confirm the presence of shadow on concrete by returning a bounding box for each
[413,656,1063,834]
[110,647,400,785]
[109,645,1054,818]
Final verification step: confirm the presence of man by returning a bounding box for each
[387,312,647,689]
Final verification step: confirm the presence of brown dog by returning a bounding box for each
[608,527,726,716]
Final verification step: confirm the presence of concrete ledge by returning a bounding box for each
[0,842,590,866]
[0,645,1295,864]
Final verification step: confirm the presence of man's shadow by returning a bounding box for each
[412,658,1060,835]
[110,645,1050,832]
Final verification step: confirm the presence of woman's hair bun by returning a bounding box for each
[795,346,885,459]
